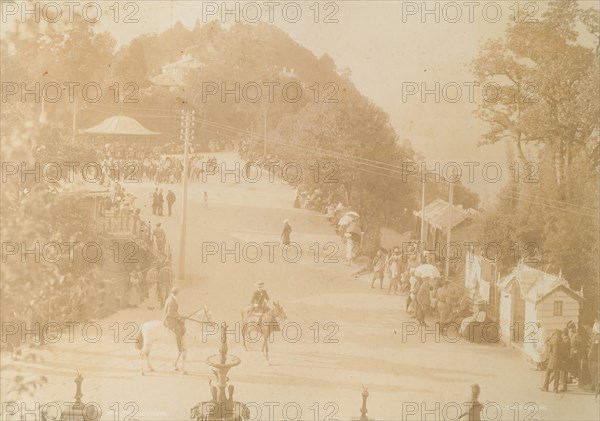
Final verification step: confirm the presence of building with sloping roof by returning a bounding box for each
[496,262,584,359]
[151,54,205,87]
[413,198,480,259]
[84,115,159,137]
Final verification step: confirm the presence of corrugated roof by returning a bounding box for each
[84,115,158,136]
[413,198,477,231]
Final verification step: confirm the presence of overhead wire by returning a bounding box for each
[79,103,599,217]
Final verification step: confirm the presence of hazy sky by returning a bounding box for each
[94,0,519,202]
[4,1,598,203]
[97,1,509,163]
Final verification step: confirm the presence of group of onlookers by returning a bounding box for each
[125,259,173,311]
[540,319,600,394]
[151,188,177,217]
[369,248,466,328]
[99,182,135,217]
[96,143,223,186]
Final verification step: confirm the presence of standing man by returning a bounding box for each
[344,233,354,266]
[415,277,431,327]
[153,223,166,255]
[560,328,571,391]
[281,219,292,247]
[152,187,159,215]
[434,279,450,324]
[458,384,483,421]
[157,189,164,216]
[145,263,158,310]
[164,287,185,354]
[203,191,208,209]
[541,329,562,392]
[407,271,421,315]
[568,322,582,382]
[386,247,401,295]
[588,327,599,395]
[371,249,385,289]
[166,190,176,217]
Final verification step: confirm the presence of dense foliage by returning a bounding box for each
[473,0,599,321]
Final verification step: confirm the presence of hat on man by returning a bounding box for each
[283,219,290,224]
[255,281,264,287]
[171,287,180,294]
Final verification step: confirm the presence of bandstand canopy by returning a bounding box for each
[84,115,159,136]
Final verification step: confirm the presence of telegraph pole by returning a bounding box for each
[178,109,195,281]
[263,110,268,156]
[444,175,455,280]
[71,98,76,144]
[419,176,426,253]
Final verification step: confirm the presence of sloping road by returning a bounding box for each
[2,153,597,421]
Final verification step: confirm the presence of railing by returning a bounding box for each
[98,213,147,237]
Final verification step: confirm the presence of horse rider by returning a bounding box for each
[164,287,185,353]
[249,281,270,323]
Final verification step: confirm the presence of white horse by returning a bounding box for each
[134,306,214,375]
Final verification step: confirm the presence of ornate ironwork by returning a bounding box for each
[191,322,249,421]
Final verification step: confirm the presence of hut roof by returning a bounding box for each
[497,263,584,303]
[84,115,158,136]
[413,198,479,232]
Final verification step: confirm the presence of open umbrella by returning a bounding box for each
[345,211,360,218]
[338,215,354,226]
[415,264,441,278]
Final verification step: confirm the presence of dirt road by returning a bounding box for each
[2,153,597,421]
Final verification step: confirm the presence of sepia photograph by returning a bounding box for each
[1,1,599,420]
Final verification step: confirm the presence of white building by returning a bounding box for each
[151,54,205,87]
[496,263,584,359]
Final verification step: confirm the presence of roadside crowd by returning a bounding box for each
[538,319,599,394]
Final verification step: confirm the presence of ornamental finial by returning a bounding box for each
[74,372,84,408]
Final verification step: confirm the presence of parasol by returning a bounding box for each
[415,264,441,278]
[338,215,354,226]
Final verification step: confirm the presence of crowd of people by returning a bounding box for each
[538,319,600,394]
[94,143,222,186]
[362,246,600,395]
[6,148,183,352]
[365,247,469,326]
[17,222,175,347]
[237,148,599,398]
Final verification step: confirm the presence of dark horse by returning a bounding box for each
[241,301,287,365]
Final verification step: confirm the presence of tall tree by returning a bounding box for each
[473,0,599,321]
[473,0,599,197]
